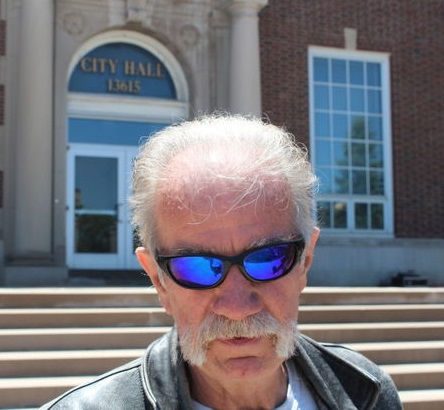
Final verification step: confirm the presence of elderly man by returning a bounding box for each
[42,114,401,409]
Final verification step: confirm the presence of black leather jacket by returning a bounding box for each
[41,328,402,409]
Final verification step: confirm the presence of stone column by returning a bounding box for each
[14,0,54,258]
[228,0,268,116]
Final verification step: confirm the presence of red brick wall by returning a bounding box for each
[0,171,3,209]
[260,0,444,238]
[0,84,3,126]
[0,19,4,125]
[0,20,5,56]
[0,19,5,207]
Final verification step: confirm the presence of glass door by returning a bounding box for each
[67,145,138,269]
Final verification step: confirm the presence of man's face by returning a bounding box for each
[137,182,319,383]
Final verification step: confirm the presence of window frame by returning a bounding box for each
[308,46,394,236]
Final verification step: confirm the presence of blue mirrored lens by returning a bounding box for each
[161,241,301,288]
[168,256,223,287]
[244,244,295,280]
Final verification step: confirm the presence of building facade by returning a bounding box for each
[260,0,444,286]
[0,0,442,286]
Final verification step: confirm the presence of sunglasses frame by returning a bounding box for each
[155,239,306,290]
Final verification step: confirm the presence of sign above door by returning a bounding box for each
[68,42,177,99]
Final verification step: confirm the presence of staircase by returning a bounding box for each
[0,287,443,409]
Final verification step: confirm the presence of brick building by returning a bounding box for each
[260,0,444,285]
[0,0,442,286]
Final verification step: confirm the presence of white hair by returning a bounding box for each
[130,113,318,253]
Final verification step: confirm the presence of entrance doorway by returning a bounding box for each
[67,145,138,269]
[66,31,189,271]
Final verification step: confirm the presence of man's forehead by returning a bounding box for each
[157,168,291,216]
[154,144,292,218]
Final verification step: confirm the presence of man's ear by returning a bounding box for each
[303,227,320,272]
[135,247,172,315]
[297,227,320,293]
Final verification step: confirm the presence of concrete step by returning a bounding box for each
[301,321,444,343]
[0,349,145,377]
[0,322,444,351]
[301,287,444,305]
[0,327,171,351]
[0,287,443,410]
[0,287,161,308]
[0,307,174,328]
[0,376,94,408]
[1,287,444,308]
[346,340,444,364]
[1,305,443,329]
[399,389,444,410]
[0,322,442,352]
[299,304,444,323]
[2,348,443,381]
[381,363,444,390]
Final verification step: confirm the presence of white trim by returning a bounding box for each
[309,46,390,61]
[308,47,394,236]
[67,29,189,103]
[67,92,188,123]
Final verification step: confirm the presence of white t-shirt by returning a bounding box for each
[192,360,318,410]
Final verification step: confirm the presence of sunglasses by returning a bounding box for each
[155,239,306,290]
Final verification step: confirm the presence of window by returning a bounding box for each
[309,48,393,234]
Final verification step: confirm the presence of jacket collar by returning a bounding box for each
[294,335,381,409]
[141,327,193,408]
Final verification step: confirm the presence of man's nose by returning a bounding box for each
[211,266,263,321]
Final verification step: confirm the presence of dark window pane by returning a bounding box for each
[74,156,118,254]
[315,112,330,137]
[75,157,117,210]
[314,57,329,81]
[370,171,384,195]
[350,88,365,112]
[367,62,381,86]
[355,203,368,229]
[371,203,384,229]
[333,202,347,228]
[314,85,330,109]
[350,61,364,85]
[368,116,383,140]
[333,169,349,194]
[315,139,331,166]
[369,143,384,168]
[368,89,382,113]
[75,214,117,253]
[333,114,348,139]
[350,116,366,139]
[332,86,347,110]
[333,141,348,166]
[352,143,366,166]
[352,170,367,194]
[332,59,346,83]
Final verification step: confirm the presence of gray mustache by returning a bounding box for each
[199,311,286,343]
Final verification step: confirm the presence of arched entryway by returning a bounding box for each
[66,30,189,270]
